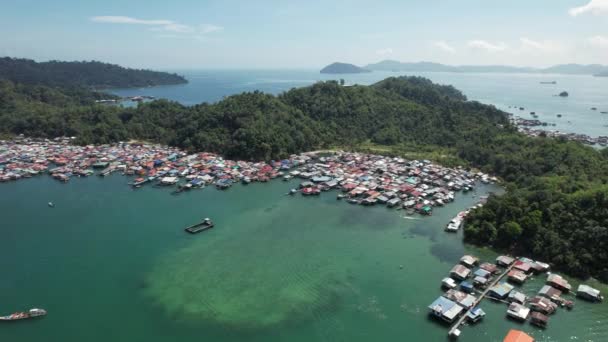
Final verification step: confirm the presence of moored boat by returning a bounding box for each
[184,218,214,234]
[132,177,147,187]
[441,277,457,289]
[0,308,47,321]
[216,179,233,189]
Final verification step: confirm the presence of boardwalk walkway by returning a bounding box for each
[448,262,516,337]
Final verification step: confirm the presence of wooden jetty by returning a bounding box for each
[448,262,516,338]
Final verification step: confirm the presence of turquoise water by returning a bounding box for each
[1,176,607,341]
[109,70,608,137]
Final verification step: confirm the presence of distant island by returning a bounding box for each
[0,57,187,89]
[358,59,608,76]
[595,72,608,77]
[320,62,370,74]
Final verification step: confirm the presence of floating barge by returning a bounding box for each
[184,218,214,234]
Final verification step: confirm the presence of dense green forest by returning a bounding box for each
[0,57,186,88]
[462,136,608,280]
[0,74,607,281]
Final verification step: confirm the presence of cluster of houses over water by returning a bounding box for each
[1,137,495,222]
[430,254,603,337]
[0,137,299,188]
[509,114,608,147]
[291,152,494,216]
[517,126,608,147]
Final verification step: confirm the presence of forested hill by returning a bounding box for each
[0,57,187,88]
[0,76,511,159]
[1,76,607,281]
[320,62,370,74]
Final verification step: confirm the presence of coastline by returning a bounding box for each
[106,70,608,139]
[1,134,591,283]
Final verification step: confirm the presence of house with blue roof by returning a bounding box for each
[428,296,464,323]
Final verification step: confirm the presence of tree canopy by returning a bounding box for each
[0,57,186,88]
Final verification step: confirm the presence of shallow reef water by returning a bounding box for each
[143,202,354,330]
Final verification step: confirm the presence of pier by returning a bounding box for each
[448,262,516,338]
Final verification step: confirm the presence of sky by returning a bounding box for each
[1,0,607,69]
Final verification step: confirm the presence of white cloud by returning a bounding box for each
[433,41,456,53]
[91,16,173,25]
[587,35,608,47]
[200,24,224,34]
[375,47,393,55]
[158,23,195,33]
[467,40,507,52]
[519,37,563,52]
[520,37,545,50]
[569,0,608,16]
[91,16,222,39]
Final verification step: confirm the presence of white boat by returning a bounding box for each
[445,219,462,232]
[442,277,457,289]
[160,176,178,185]
[445,211,467,232]
[0,308,47,321]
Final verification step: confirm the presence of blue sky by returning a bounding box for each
[1,0,607,69]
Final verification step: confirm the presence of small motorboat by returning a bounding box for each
[48,202,54,208]
[0,308,47,321]
[441,277,457,289]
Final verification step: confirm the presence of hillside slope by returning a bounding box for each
[0,57,187,88]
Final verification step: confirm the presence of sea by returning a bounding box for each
[1,70,608,342]
[109,70,608,138]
